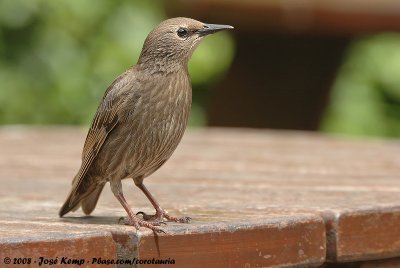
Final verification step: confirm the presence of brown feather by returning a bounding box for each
[59,69,137,215]
[81,183,105,215]
[59,17,232,222]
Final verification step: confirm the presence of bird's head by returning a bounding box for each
[138,17,233,71]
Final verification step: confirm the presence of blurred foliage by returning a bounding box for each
[321,33,400,138]
[0,0,235,126]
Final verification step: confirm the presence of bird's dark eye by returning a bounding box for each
[177,27,188,38]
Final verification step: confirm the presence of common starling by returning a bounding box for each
[59,17,233,233]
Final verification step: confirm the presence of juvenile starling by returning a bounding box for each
[59,17,233,232]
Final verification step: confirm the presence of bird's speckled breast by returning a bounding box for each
[93,69,192,182]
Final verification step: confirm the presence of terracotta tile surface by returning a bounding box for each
[1,127,400,267]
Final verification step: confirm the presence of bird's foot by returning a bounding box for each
[118,215,166,234]
[136,210,191,224]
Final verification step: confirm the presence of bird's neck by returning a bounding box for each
[137,54,189,75]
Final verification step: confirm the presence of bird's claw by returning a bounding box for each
[136,211,157,221]
[137,210,191,224]
[118,215,166,234]
[175,216,192,223]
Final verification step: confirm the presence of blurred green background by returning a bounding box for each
[0,0,235,126]
[1,0,400,138]
[321,34,400,138]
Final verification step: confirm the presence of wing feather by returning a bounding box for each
[69,73,133,203]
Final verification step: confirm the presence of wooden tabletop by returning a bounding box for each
[1,127,400,267]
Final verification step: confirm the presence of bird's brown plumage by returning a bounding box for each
[59,17,233,232]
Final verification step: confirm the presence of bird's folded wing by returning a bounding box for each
[69,77,133,203]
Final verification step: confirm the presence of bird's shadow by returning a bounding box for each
[59,215,124,226]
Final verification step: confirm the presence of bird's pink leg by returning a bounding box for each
[135,182,191,224]
[111,180,165,233]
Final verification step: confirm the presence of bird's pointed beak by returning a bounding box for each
[198,23,234,37]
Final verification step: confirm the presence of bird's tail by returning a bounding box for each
[81,183,105,215]
[59,173,105,217]
[59,189,82,217]
[59,184,105,217]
